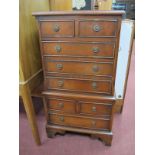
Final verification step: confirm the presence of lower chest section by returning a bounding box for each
[45,94,115,131]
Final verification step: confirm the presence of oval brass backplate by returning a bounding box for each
[93,25,101,32]
[92,47,100,54]
[53,24,60,32]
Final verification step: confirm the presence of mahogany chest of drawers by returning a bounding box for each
[33,11,124,146]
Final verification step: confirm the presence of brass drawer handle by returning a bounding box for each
[92,47,100,54]
[92,106,97,112]
[58,102,64,108]
[59,116,64,122]
[53,24,60,32]
[92,82,97,89]
[93,25,101,32]
[55,45,61,53]
[92,65,99,72]
[92,120,96,127]
[58,80,64,88]
[56,64,63,70]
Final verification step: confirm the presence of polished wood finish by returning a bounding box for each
[48,113,111,131]
[44,59,114,77]
[19,0,50,145]
[45,76,112,95]
[46,124,113,146]
[33,11,124,145]
[42,41,115,58]
[79,20,117,37]
[80,101,112,116]
[40,20,75,38]
[20,0,49,81]
[20,83,41,145]
[32,10,125,16]
[47,98,76,114]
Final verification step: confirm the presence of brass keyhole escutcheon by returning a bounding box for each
[55,45,61,53]
[56,64,63,70]
[58,102,64,108]
[92,120,96,127]
[58,80,64,87]
[59,116,64,122]
[92,106,97,112]
[92,65,99,72]
[92,82,97,89]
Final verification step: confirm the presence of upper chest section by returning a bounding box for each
[35,13,123,41]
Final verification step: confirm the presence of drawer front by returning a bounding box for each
[42,42,115,58]
[49,113,110,130]
[80,102,112,116]
[40,20,75,38]
[45,77,112,95]
[47,98,76,114]
[79,20,117,37]
[44,60,114,77]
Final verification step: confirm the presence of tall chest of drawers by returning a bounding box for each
[33,11,124,146]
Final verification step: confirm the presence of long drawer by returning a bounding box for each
[45,77,112,95]
[48,113,111,131]
[42,41,116,58]
[44,59,114,77]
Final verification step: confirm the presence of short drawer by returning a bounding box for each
[44,60,114,77]
[49,113,111,131]
[79,19,117,37]
[47,98,76,114]
[80,101,112,116]
[42,42,116,58]
[40,20,75,38]
[45,77,112,95]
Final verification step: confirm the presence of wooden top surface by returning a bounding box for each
[32,10,125,16]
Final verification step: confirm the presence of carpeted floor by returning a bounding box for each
[19,44,135,155]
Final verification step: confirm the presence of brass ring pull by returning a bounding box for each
[58,80,64,87]
[92,82,97,89]
[92,65,99,72]
[56,64,63,70]
[93,25,101,32]
[59,116,64,122]
[58,102,64,108]
[92,106,97,112]
[53,24,60,32]
[92,47,100,54]
[92,120,96,127]
[55,45,61,53]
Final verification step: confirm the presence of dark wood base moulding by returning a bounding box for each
[46,124,113,146]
